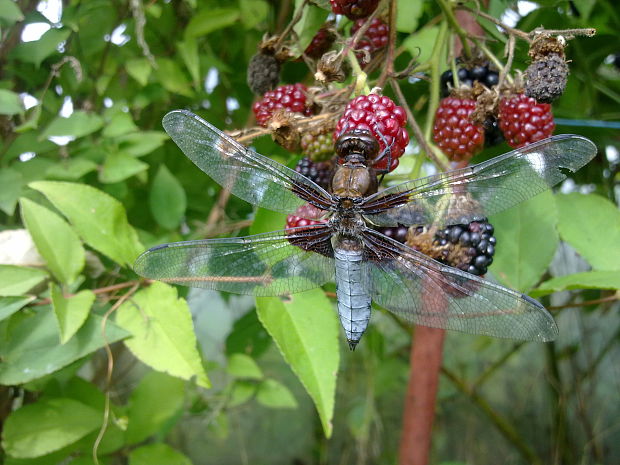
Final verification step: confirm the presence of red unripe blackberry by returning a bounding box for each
[304,26,336,59]
[295,157,333,190]
[498,93,555,148]
[252,83,313,127]
[351,17,388,65]
[433,97,485,161]
[285,203,327,229]
[330,0,379,19]
[334,94,409,172]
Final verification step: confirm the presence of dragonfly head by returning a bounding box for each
[335,130,380,164]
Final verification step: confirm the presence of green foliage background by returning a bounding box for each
[0,0,619,464]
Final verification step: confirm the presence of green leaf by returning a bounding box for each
[126,58,152,86]
[155,58,194,98]
[402,26,441,64]
[177,38,200,84]
[115,282,210,388]
[50,284,95,344]
[126,371,186,445]
[0,296,35,322]
[11,28,71,67]
[532,271,620,297]
[128,443,192,465]
[556,193,620,271]
[149,165,187,230]
[293,3,329,56]
[100,151,149,183]
[41,111,103,139]
[0,309,129,384]
[1,398,101,459]
[396,0,423,33]
[489,190,558,292]
[29,181,143,267]
[117,131,169,157]
[45,158,98,181]
[185,8,240,38]
[256,378,298,409]
[228,380,256,407]
[0,0,24,25]
[0,89,24,115]
[227,353,264,379]
[102,112,139,138]
[20,198,85,284]
[256,288,339,437]
[239,0,269,29]
[0,265,48,296]
[0,168,23,215]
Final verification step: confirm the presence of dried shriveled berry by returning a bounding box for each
[499,93,555,148]
[247,52,280,96]
[525,54,569,103]
[334,93,409,172]
[433,96,485,161]
[252,83,313,127]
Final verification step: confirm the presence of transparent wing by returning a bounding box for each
[134,226,335,296]
[163,110,333,214]
[362,229,558,341]
[362,135,597,227]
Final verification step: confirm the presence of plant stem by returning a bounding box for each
[437,0,473,59]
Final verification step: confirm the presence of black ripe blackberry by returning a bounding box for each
[440,64,499,97]
[434,219,496,275]
[483,117,505,148]
[247,52,280,96]
[376,225,409,244]
[405,219,496,276]
[295,157,333,190]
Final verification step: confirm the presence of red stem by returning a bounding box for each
[398,326,446,465]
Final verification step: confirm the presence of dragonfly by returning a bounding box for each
[134,110,597,350]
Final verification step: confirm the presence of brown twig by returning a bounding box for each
[376,0,398,88]
[547,293,619,311]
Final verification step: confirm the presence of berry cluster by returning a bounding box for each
[304,26,336,59]
[301,131,334,161]
[295,157,333,190]
[285,203,327,229]
[433,96,485,161]
[334,94,409,172]
[440,64,499,97]
[498,93,555,148]
[350,18,389,65]
[252,83,313,127]
[384,219,496,276]
[329,0,378,19]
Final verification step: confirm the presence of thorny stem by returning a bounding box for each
[442,366,544,465]
[437,0,473,59]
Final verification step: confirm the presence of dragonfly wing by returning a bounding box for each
[362,135,597,227]
[134,226,335,296]
[362,229,558,341]
[163,110,333,214]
